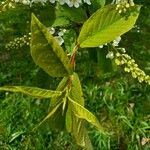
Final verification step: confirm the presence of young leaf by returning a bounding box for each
[78,4,141,48]
[50,76,69,107]
[31,14,73,77]
[69,73,84,105]
[66,107,93,149]
[65,72,84,133]
[68,97,105,133]
[47,77,69,130]
[0,86,62,98]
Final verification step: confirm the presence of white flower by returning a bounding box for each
[14,0,20,2]
[99,45,103,48]
[66,0,82,8]
[48,27,55,34]
[55,36,64,45]
[59,0,66,5]
[83,0,91,5]
[106,51,114,59]
[58,31,64,36]
[49,0,56,3]
[112,36,121,47]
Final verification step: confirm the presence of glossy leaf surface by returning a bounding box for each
[78,4,141,48]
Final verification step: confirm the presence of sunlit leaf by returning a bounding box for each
[31,14,73,77]
[78,4,141,48]
[69,72,84,105]
[68,97,105,133]
[0,86,62,98]
[66,72,84,133]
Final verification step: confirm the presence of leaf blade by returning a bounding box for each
[68,97,105,133]
[31,14,73,77]
[0,86,62,98]
[78,4,141,48]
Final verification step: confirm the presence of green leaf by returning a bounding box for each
[72,117,93,149]
[50,76,68,107]
[0,86,62,98]
[78,4,141,48]
[52,17,71,27]
[48,102,67,130]
[66,107,93,149]
[66,72,84,132]
[63,29,77,54]
[69,73,84,105]
[31,14,73,77]
[33,100,63,131]
[66,108,72,133]
[47,77,69,130]
[66,73,93,149]
[56,5,87,23]
[96,47,114,77]
[89,0,106,14]
[68,97,105,133]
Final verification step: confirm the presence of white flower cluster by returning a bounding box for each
[0,0,16,12]
[99,36,121,49]
[115,48,150,85]
[5,27,66,50]
[50,0,91,8]
[115,0,135,14]
[14,0,31,5]
[48,27,66,45]
[10,0,91,7]
[99,36,121,60]
[5,33,31,50]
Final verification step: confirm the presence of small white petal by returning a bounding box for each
[55,36,64,45]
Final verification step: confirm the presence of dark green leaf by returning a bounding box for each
[96,47,115,77]
[78,4,141,48]
[56,5,87,23]
[48,77,69,130]
[63,29,77,53]
[89,0,106,14]
[31,14,73,77]
[52,17,71,27]
[33,100,63,131]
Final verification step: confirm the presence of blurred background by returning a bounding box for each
[0,0,150,149]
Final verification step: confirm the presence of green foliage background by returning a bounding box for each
[0,0,150,149]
